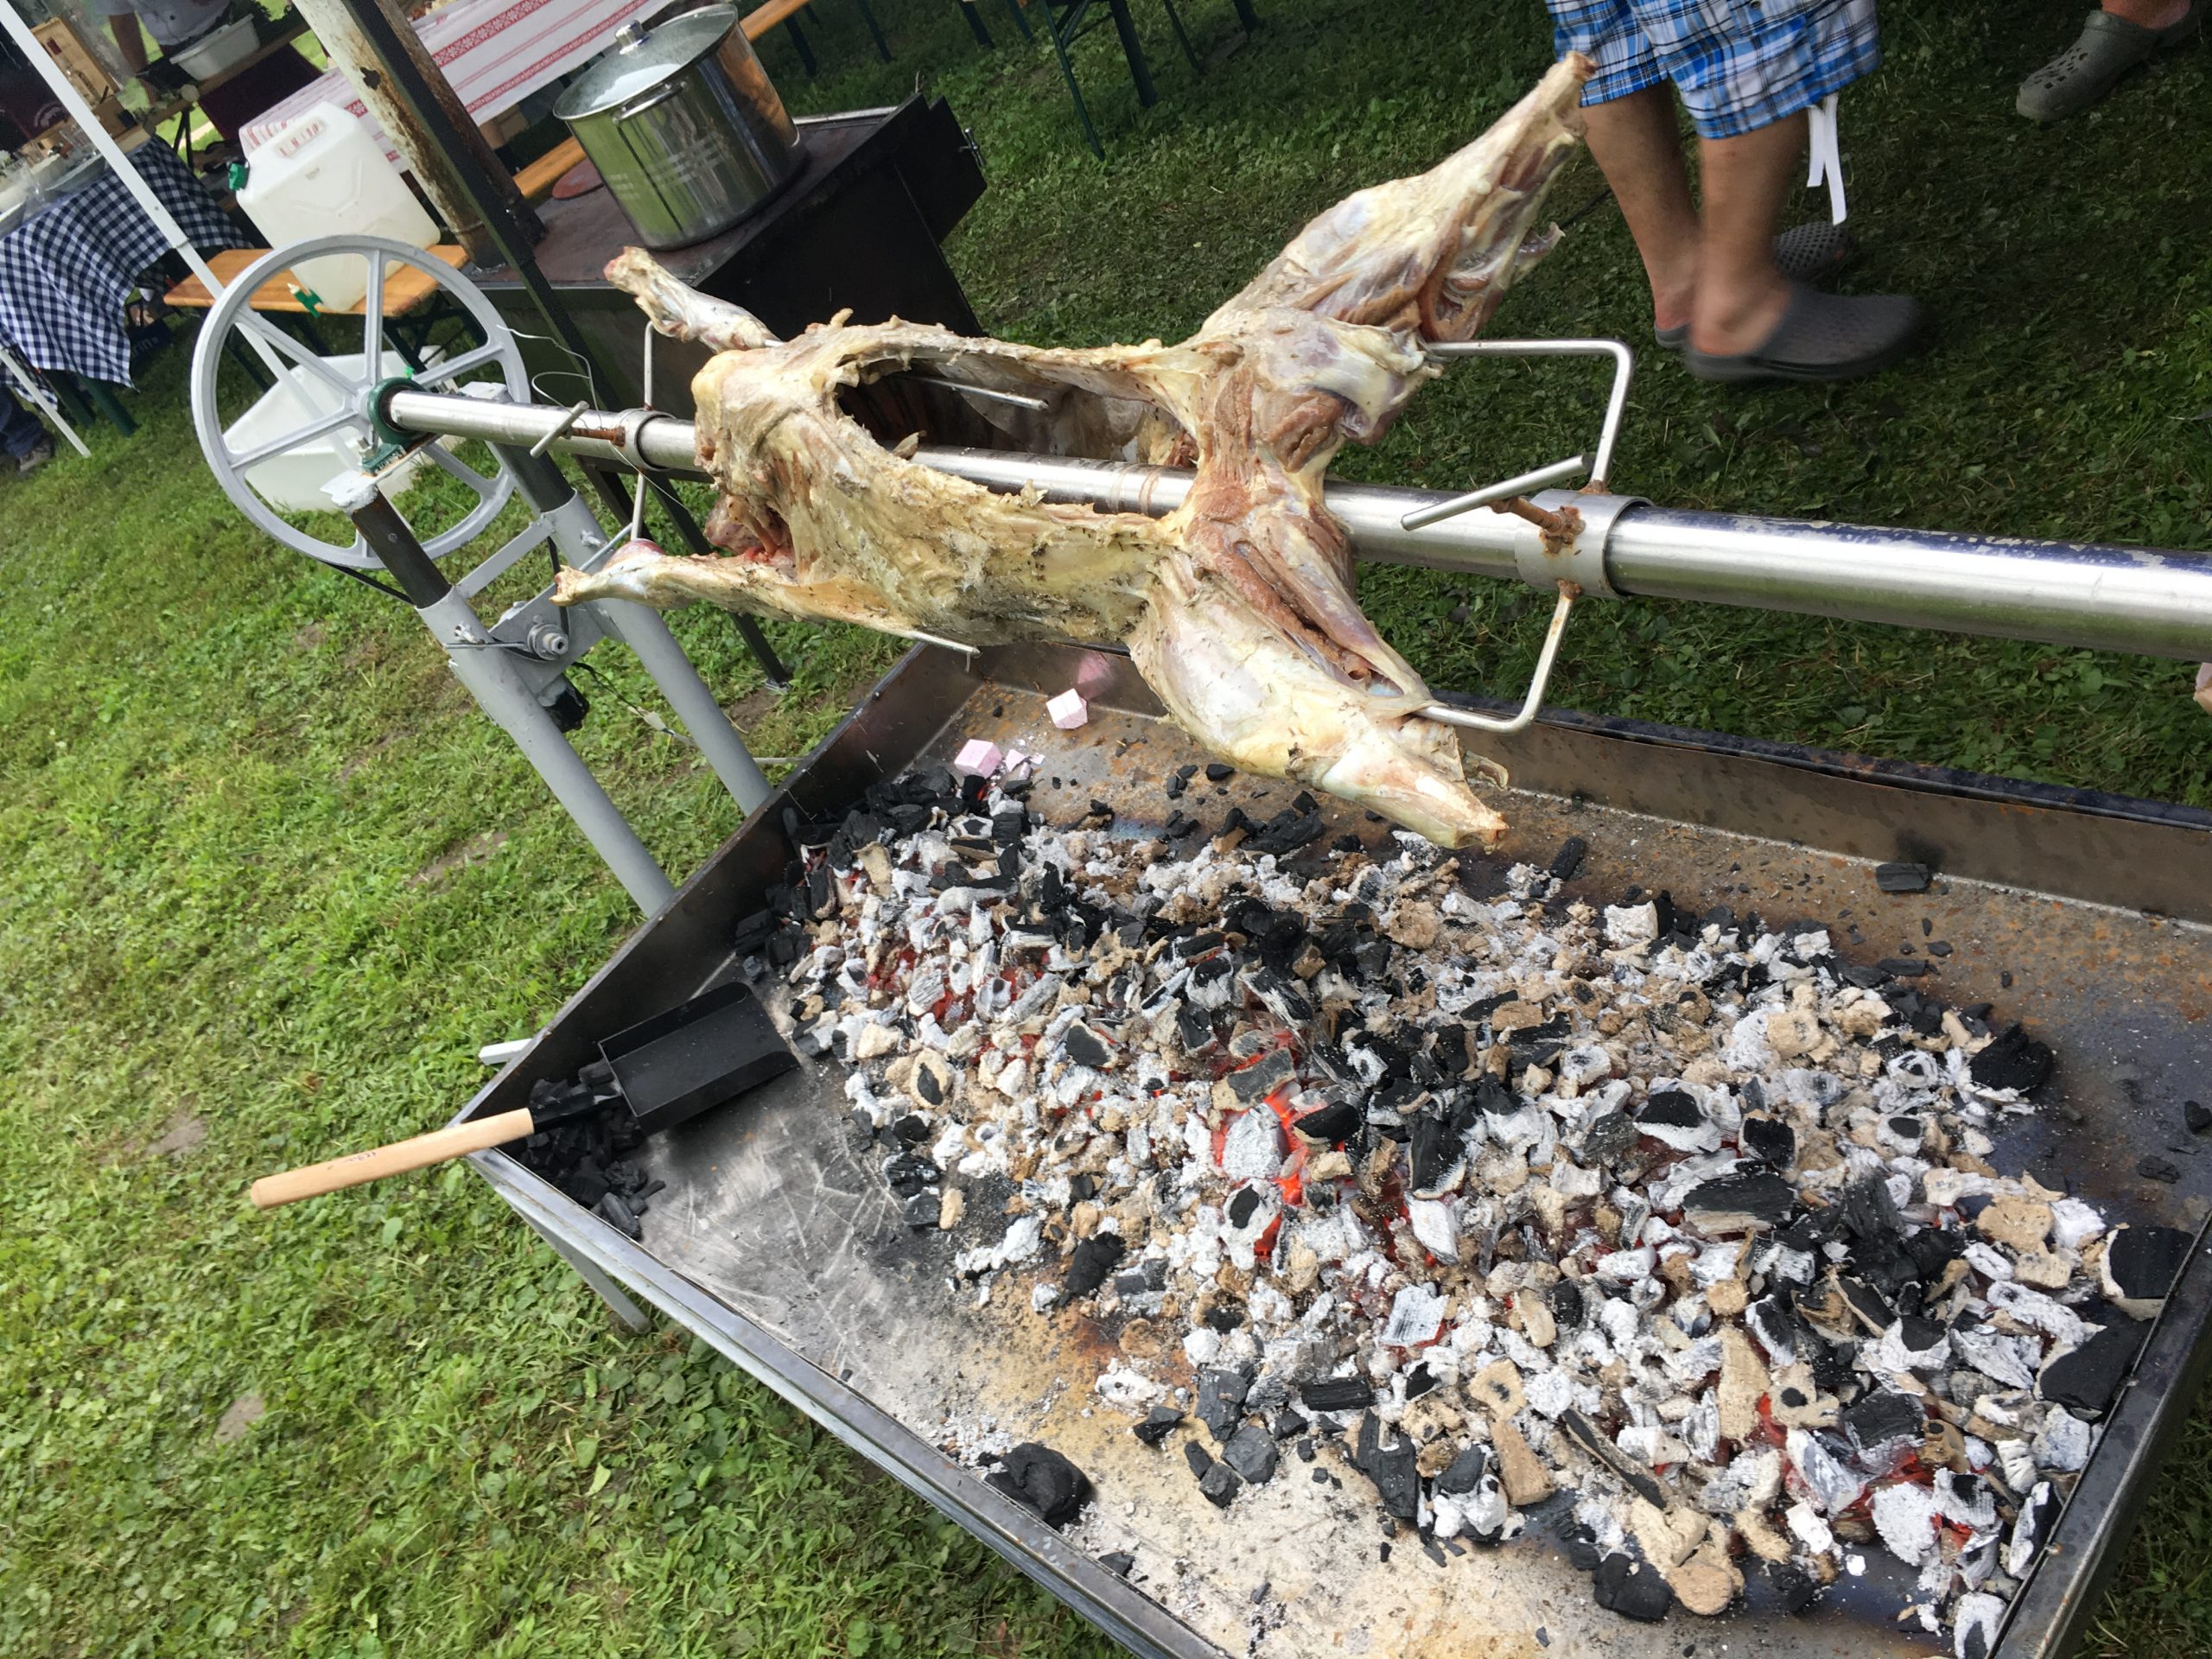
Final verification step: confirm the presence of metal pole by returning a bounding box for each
[349,485,677,915]
[289,0,540,267]
[378,390,2212,664]
[494,443,775,815]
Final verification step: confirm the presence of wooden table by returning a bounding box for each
[162,243,466,315]
[142,19,315,143]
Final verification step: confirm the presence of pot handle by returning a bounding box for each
[615,81,683,122]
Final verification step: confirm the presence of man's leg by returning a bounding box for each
[1578,87,1700,338]
[1688,111,1806,358]
[0,388,54,473]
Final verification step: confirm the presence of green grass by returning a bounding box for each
[3,0,2210,1654]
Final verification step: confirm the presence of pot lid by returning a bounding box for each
[554,8,738,120]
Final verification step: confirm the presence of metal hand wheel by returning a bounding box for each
[188,236,531,571]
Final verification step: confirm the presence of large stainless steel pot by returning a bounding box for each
[553,7,799,251]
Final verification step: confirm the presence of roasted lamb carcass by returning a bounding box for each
[556,57,1592,847]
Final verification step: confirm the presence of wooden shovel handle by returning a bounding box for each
[250,1108,537,1210]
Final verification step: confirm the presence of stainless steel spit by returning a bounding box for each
[381,386,2212,664]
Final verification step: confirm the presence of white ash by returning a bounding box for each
[772,772,2148,1648]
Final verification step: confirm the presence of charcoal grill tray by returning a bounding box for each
[455,641,2212,1659]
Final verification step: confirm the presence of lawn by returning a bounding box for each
[3,0,2209,1655]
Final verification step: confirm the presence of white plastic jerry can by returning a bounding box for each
[236,102,439,311]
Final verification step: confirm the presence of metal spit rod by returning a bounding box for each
[383,389,2212,664]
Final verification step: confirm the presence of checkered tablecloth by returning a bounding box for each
[239,0,661,161]
[0,143,242,388]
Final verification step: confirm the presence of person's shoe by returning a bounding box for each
[16,438,53,477]
[1684,285,1921,385]
[2018,4,2200,123]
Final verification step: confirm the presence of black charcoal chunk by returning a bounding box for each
[1184,1440,1213,1478]
[2138,1156,2182,1184]
[1435,1443,1492,1497]
[1273,1408,1307,1440]
[1064,1233,1127,1298]
[2106,1224,2190,1305]
[1227,1186,1262,1230]
[1592,1553,1674,1623]
[987,1443,1091,1529]
[1842,1389,1922,1456]
[1740,1115,1796,1168]
[1970,1023,2056,1093]
[1558,1409,1668,1509]
[1637,1090,1706,1132]
[1765,1560,1819,1615]
[1548,836,1588,882]
[1300,1376,1375,1413]
[1292,1099,1362,1144]
[900,1191,941,1230]
[1198,1367,1250,1440]
[2186,1100,2212,1135]
[2039,1317,2147,1415]
[1222,1421,1280,1484]
[1683,1170,1796,1233]
[1100,1551,1135,1578]
[1205,763,1234,782]
[1227,1049,1296,1102]
[595,1192,642,1239]
[1133,1407,1184,1447]
[1879,957,1929,978]
[1352,1412,1420,1522]
[1060,1022,1112,1069]
[1198,1462,1241,1508]
[1549,1279,1586,1332]
[1875,861,1932,893]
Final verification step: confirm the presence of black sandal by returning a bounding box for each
[1684,284,1920,385]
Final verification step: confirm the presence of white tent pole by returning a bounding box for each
[0,335,90,454]
[0,2,291,380]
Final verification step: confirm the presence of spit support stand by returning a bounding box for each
[1420,580,1578,736]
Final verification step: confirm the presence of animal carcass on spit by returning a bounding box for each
[555,57,1593,847]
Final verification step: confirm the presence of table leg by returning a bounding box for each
[1106,0,1157,107]
[957,0,994,46]
[999,0,1035,41]
[1228,0,1259,29]
[850,0,893,61]
[1047,3,1106,157]
[1160,0,1203,73]
[43,372,92,430]
[223,328,275,392]
[785,15,819,76]
[514,1207,653,1335]
[79,377,137,435]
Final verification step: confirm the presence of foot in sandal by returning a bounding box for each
[2195,663,2212,715]
[1684,283,1921,385]
[2018,1,2200,123]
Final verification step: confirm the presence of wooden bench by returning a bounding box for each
[162,245,468,315]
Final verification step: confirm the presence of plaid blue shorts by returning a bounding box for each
[1547,0,1881,139]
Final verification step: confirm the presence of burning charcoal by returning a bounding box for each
[1739,1114,1796,1169]
[1292,1099,1362,1145]
[1301,1376,1374,1414]
[1226,1049,1296,1103]
[883,1152,939,1197]
[1683,1171,1796,1235]
[987,1443,1092,1529]
[1060,1022,1112,1069]
[1100,1550,1135,1579]
[1841,1389,1923,1462]
[1969,1024,2056,1093]
[2039,1316,2146,1415]
[1636,1090,1718,1153]
[1875,861,1932,893]
[1381,1284,1447,1347]
[2004,1481,2060,1579]
[1065,1233,1128,1298]
[1352,1413,1421,1522]
[1133,1407,1185,1447]
[1198,1462,1242,1508]
[1592,1553,1674,1623]
[2101,1224,2190,1315]
[1221,1421,1280,1484]
[1580,1110,1637,1169]
[1198,1368,1250,1440]
[1556,1409,1668,1510]
[1548,1279,1586,1332]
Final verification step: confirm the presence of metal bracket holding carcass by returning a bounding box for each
[1405,339,1645,735]
[188,235,774,917]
